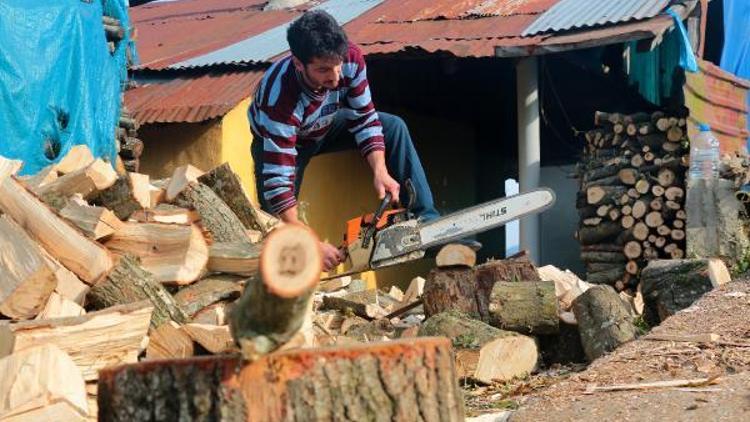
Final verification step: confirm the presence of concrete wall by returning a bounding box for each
[540,165,584,277]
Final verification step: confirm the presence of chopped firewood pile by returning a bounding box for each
[0,144,736,421]
[576,111,691,293]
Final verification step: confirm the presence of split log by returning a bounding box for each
[55,145,94,174]
[208,241,261,276]
[164,164,204,202]
[19,165,58,189]
[0,176,113,284]
[104,222,209,285]
[318,276,352,293]
[35,158,118,207]
[418,311,537,383]
[435,243,477,268]
[0,344,89,420]
[193,302,232,326]
[198,162,279,235]
[97,337,465,422]
[59,202,123,240]
[577,221,621,244]
[174,182,251,243]
[92,173,150,220]
[173,275,244,318]
[182,323,234,354]
[43,253,89,306]
[145,321,194,359]
[229,224,321,360]
[640,259,730,325]
[130,204,198,225]
[0,215,57,320]
[488,281,559,335]
[572,285,636,361]
[0,301,152,381]
[34,292,85,320]
[87,255,190,327]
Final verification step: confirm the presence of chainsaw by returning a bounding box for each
[324,185,556,280]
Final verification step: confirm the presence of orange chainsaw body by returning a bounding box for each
[343,208,408,246]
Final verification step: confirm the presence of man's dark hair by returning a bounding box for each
[287,10,348,64]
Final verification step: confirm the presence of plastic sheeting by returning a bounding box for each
[0,0,134,175]
[720,0,750,136]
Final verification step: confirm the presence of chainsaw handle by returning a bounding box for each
[362,192,392,248]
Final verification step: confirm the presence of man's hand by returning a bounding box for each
[367,151,399,204]
[320,241,345,272]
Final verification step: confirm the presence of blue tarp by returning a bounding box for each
[720,0,750,135]
[0,0,134,175]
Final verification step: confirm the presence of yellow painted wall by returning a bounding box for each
[138,120,223,179]
[220,97,259,207]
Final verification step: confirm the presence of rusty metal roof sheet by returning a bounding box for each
[124,70,264,124]
[684,59,750,155]
[522,0,669,36]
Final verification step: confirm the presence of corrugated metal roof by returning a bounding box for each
[171,0,384,69]
[684,59,750,155]
[522,0,669,36]
[124,70,264,124]
[126,0,698,124]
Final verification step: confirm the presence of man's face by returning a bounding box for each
[294,55,343,91]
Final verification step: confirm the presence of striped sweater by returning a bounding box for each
[248,43,384,215]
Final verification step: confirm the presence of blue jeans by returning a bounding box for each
[251,111,439,221]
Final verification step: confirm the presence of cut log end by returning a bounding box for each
[435,243,477,268]
[260,224,321,298]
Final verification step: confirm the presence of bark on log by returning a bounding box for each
[418,311,538,383]
[572,285,636,361]
[0,176,113,284]
[175,182,251,244]
[198,162,279,235]
[580,251,626,263]
[640,259,730,325]
[87,255,190,328]
[92,173,150,220]
[229,224,321,360]
[173,274,244,318]
[97,337,465,422]
[586,267,625,285]
[577,221,621,244]
[0,215,57,320]
[488,281,559,335]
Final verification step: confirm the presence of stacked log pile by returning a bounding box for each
[576,111,690,291]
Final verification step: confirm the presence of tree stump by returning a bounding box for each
[97,338,465,422]
[572,285,635,361]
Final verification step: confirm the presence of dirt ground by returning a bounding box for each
[464,278,750,421]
